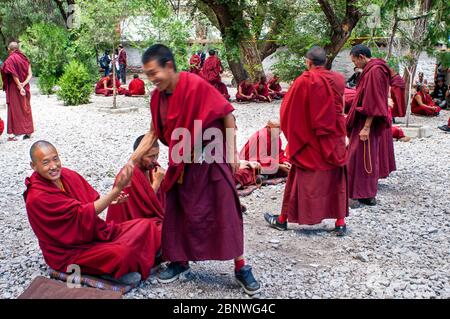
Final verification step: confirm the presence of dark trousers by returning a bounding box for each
[119,64,126,84]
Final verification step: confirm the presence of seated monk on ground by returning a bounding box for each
[236,78,257,102]
[254,76,272,102]
[126,74,146,96]
[267,74,285,99]
[24,141,161,285]
[411,84,441,116]
[107,135,165,224]
[239,119,291,178]
[95,74,128,96]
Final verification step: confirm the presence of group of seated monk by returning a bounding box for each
[236,75,285,103]
[95,74,146,97]
[24,137,165,286]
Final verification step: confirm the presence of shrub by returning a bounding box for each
[57,61,93,106]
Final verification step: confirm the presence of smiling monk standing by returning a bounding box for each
[130,44,260,296]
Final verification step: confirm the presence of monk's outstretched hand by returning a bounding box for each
[111,191,129,205]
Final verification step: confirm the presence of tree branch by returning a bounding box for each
[398,12,432,21]
[53,0,68,24]
[317,0,340,29]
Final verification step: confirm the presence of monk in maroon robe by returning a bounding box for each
[346,45,391,206]
[390,72,406,118]
[239,119,290,178]
[236,79,257,102]
[379,106,396,179]
[107,135,165,225]
[126,74,146,96]
[189,54,201,75]
[344,87,357,114]
[267,75,285,99]
[233,160,263,189]
[199,49,230,100]
[264,46,348,236]
[95,74,128,96]
[0,42,34,141]
[411,84,441,116]
[130,44,260,295]
[24,141,161,285]
[254,76,272,102]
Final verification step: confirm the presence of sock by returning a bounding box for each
[234,259,245,272]
[335,218,346,227]
[278,213,287,224]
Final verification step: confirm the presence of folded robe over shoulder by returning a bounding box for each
[24,168,160,279]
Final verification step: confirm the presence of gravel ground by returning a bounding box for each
[0,83,449,299]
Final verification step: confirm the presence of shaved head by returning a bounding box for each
[29,141,61,182]
[8,42,19,51]
[30,141,57,163]
[306,46,327,67]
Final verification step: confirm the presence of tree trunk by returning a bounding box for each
[239,39,264,82]
[112,44,117,109]
[323,29,354,69]
[386,8,399,60]
[402,0,432,117]
[318,0,362,69]
[199,0,265,84]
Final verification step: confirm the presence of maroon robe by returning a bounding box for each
[24,168,161,280]
[239,127,289,173]
[344,87,357,114]
[411,91,441,116]
[95,77,128,96]
[268,77,285,98]
[127,78,145,95]
[150,71,242,262]
[390,74,406,117]
[254,81,271,101]
[199,56,230,100]
[236,81,256,102]
[106,165,165,226]
[391,126,405,139]
[379,109,396,179]
[233,167,258,187]
[280,67,348,225]
[189,54,201,75]
[346,59,391,199]
[1,49,34,135]
[0,117,4,136]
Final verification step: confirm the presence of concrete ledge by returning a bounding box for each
[398,124,432,138]
[97,107,138,114]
